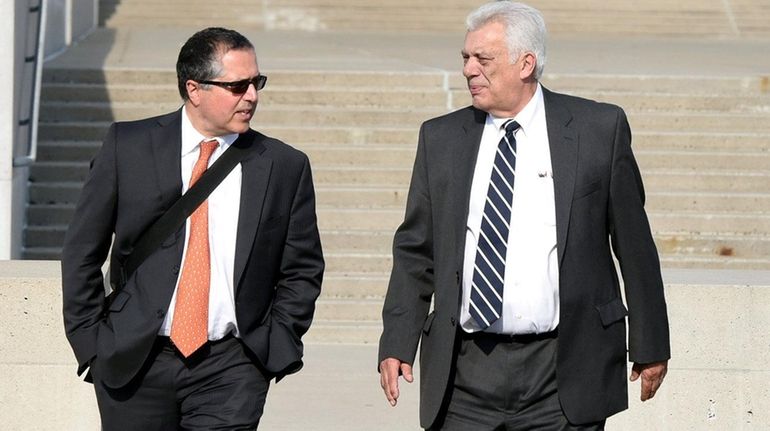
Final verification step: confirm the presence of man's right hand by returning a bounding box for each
[379,357,414,406]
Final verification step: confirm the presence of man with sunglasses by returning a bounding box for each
[62,27,324,429]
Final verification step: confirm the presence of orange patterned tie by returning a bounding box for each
[170,140,218,357]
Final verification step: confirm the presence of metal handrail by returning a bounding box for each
[13,0,47,168]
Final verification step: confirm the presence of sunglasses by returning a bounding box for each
[198,75,268,94]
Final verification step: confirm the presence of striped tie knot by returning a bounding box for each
[504,119,520,136]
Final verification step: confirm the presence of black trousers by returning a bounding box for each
[94,335,270,431]
[431,331,605,431]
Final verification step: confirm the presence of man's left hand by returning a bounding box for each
[630,360,668,401]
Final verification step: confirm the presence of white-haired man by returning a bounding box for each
[378,2,670,429]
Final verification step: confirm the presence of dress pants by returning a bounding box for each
[431,330,605,431]
[94,335,270,431]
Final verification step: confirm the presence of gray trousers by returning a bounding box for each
[431,330,605,431]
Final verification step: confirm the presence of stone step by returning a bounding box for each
[320,230,392,253]
[321,229,770,259]
[38,102,770,133]
[302,320,381,345]
[29,162,89,182]
[36,141,101,161]
[27,177,770,212]
[27,204,74,225]
[26,221,770,261]
[655,232,770,260]
[39,102,446,128]
[313,207,770,234]
[38,122,114,141]
[23,225,67,249]
[313,167,412,187]
[42,69,768,99]
[42,83,451,109]
[23,210,770,254]
[323,242,770,274]
[29,147,770,182]
[450,90,770,113]
[321,273,389,299]
[642,170,770,193]
[43,68,447,89]
[102,13,734,36]
[314,298,382,322]
[20,247,62,261]
[315,168,770,192]
[659,255,770,270]
[648,211,770,234]
[629,113,770,133]
[36,123,770,154]
[37,124,420,145]
[42,81,770,114]
[325,252,391,274]
[534,75,769,96]
[635,150,770,171]
[304,146,416,167]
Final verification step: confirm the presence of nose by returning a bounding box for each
[243,82,258,101]
[463,58,478,79]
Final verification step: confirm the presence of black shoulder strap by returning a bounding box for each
[115,139,251,289]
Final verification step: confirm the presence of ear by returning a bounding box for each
[519,52,537,80]
[186,80,202,106]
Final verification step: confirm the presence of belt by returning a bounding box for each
[461,328,558,343]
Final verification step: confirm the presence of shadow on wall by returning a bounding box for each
[98,0,119,26]
[27,11,121,260]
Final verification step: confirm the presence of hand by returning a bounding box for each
[379,357,414,407]
[630,360,668,401]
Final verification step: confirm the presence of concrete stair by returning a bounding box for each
[29,70,770,272]
[97,0,770,38]
[31,36,770,343]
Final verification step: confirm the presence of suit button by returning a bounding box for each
[455,272,460,284]
[156,309,166,319]
[172,265,180,275]
[450,317,456,326]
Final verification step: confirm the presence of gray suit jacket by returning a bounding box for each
[379,88,670,428]
[62,109,324,388]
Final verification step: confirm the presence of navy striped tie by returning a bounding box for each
[470,119,520,329]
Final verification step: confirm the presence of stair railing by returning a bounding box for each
[13,0,47,168]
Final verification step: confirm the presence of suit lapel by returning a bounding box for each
[543,88,578,266]
[150,109,183,205]
[451,107,487,268]
[233,131,271,290]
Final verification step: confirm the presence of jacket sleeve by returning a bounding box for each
[378,122,435,366]
[607,107,671,364]
[61,123,119,375]
[265,154,324,377]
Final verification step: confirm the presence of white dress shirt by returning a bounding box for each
[159,106,242,340]
[460,84,560,334]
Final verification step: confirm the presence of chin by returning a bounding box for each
[471,99,488,111]
[232,124,250,134]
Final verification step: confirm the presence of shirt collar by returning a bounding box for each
[181,106,239,156]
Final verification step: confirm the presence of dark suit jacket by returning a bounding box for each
[379,88,670,428]
[62,109,324,389]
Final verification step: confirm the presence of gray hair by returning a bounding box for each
[466,1,547,79]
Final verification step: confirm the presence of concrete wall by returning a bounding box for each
[45,0,98,58]
[0,4,15,260]
[0,260,768,430]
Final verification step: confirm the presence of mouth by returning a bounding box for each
[468,83,485,96]
[235,108,254,120]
